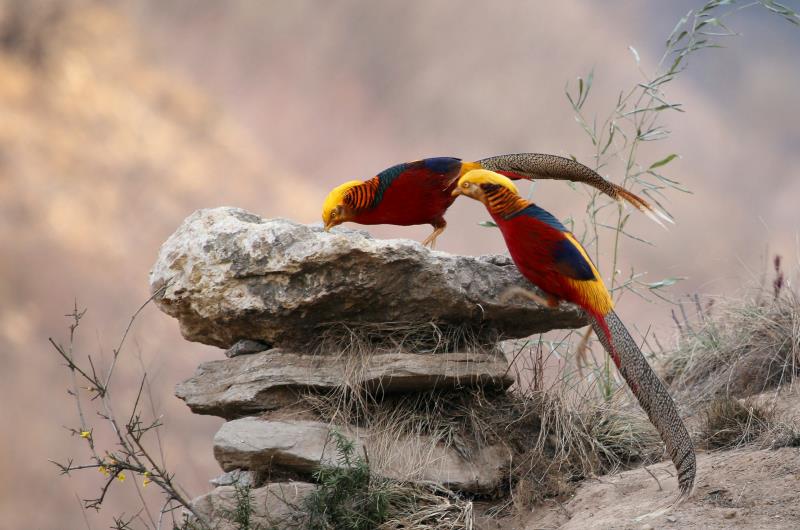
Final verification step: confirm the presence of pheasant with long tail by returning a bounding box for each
[451,169,695,502]
[322,154,670,247]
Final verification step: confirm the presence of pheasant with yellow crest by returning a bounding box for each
[322,154,670,247]
[452,168,695,503]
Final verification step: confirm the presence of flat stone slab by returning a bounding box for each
[191,481,314,529]
[176,349,514,418]
[149,207,586,350]
[214,418,507,494]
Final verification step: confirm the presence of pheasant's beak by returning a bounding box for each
[451,187,463,197]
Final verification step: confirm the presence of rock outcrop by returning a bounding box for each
[213,417,507,494]
[151,209,589,526]
[176,349,514,418]
[192,481,314,530]
[149,207,585,349]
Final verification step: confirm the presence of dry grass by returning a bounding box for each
[378,482,475,530]
[663,263,800,407]
[312,321,500,356]
[659,258,800,452]
[308,381,662,507]
[701,396,775,449]
[296,321,665,524]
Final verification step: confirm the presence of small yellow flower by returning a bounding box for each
[143,471,152,487]
[117,472,126,482]
[80,431,91,439]
[98,466,110,477]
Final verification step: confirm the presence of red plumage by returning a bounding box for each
[351,165,457,227]
[495,215,578,302]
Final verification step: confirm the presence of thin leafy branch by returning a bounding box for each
[562,0,800,396]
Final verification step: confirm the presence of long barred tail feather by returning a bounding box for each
[588,310,696,504]
[477,153,674,226]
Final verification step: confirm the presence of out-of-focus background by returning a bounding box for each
[0,0,797,528]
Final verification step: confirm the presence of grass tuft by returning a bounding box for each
[701,396,774,449]
[311,321,500,356]
[663,272,800,406]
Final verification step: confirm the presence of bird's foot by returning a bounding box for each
[499,286,558,308]
[421,226,445,249]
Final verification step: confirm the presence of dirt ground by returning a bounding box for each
[479,446,800,529]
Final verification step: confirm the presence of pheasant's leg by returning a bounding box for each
[499,286,559,308]
[421,218,447,249]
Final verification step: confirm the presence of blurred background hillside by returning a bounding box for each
[0,1,797,528]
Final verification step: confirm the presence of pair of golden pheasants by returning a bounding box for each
[321,153,695,503]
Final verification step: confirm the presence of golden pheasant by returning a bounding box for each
[322,154,670,247]
[452,169,695,501]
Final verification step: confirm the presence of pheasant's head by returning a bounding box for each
[322,180,361,230]
[451,169,519,205]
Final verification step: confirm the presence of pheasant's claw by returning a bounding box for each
[421,225,446,249]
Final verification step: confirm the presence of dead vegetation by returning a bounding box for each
[660,257,800,456]
[304,385,662,527]
[701,396,775,449]
[311,321,501,356]
[663,257,800,406]
[306,332,663,509]
[300,258,800,528]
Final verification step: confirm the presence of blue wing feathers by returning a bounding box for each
[422,157,462,174]
[509,204,569,232]
[373,157,462,205]
[552,238,596,280]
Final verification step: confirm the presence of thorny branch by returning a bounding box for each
[48,287,211,529]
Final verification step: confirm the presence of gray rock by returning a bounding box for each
[214,418,352,474]
[176,349,514,418]
[209,469,255,487]
[224,339,269,358]
[191,481,313,529]
[149,208,586,350]
[213,417,507,494]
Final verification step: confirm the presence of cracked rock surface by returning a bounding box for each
[191,481,314,529]
[149,207,586,350]
[213,417,507,494]
[176,349,514,418]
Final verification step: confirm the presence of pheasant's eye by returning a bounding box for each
[330,211,337,219]
[461,182,470,188]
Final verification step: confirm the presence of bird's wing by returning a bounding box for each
[552,237,597,281]
[510,204,598,282]
[345,159,462,210]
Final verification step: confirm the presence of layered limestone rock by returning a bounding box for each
[149,207,585,349]
[150,209,589,525]
[176,349,514,418]
[213,417,507,494]
[191,481,314,529]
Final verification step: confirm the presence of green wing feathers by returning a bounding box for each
[589,310,696,502]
